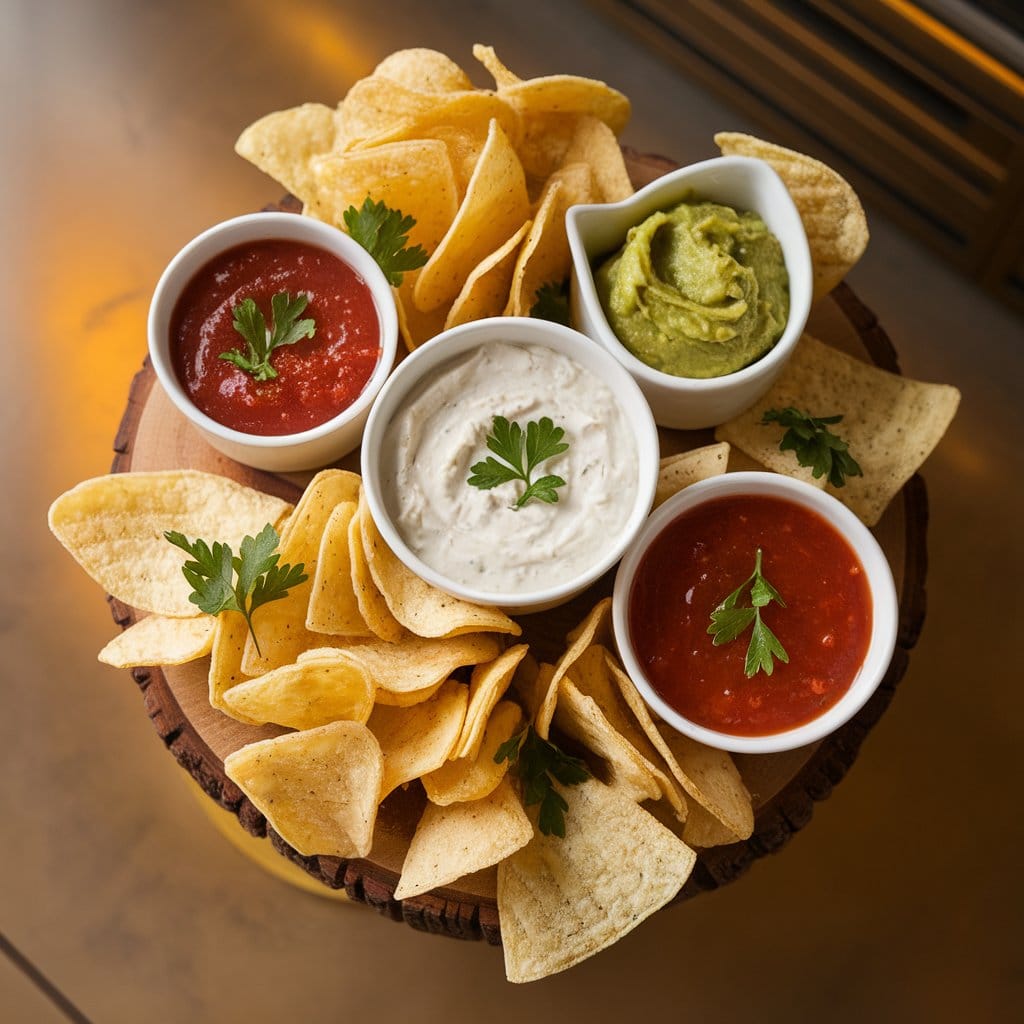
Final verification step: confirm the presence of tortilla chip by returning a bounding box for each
[98,614,215,668]
[715,333,960,525]
[48,471,292,618]
[498,778,695,983]
[562,115,633,203]
[394,279,451,351]
[422,700,522,805]
[394,778,532,900]
[445,219,532,329]
[455,645,530,759]
[224,721,382,858]
[306,501,373,638]
[369,678,469,800]
[714,132,869,300]
[208,611,257,721]
[349,504,405,642]
[655,443,730,508]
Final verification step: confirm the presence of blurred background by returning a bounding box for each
[3,1,1021,1021]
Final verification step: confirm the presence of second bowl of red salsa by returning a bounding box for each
[612,472,898,754]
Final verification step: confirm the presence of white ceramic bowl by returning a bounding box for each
[612,472,898,754]
[567,156,812,430]
[361,317,660,615]
[148,212,398,472]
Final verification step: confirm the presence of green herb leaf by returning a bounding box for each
[707,548,788,678]
[342,196,428,286]
[494,726,590,838]
[220,292,315,382]
[468,415,569,510]
[530,279,571,326]
[165,524,307,657]
[761,407,863,488]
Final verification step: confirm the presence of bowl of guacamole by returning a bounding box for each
[567,156,812,430]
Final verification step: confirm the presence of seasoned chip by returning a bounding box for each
[242,470,361,674]
[47,471,292,618]
[220,656,375,731]
[369,678,469,800]
[655,442,730,508]
[371,48,473,93]
[98,614,215,668]
[498,779,695,983]
[413,118,530,312]
[562,116,634,203]
[235,103,337,206]
[445,219,532,329]
[224,721,382,858]
[715,333,960,525]
[715,131,869,299]
[423,700,522,805]
[349,504,405,642]
[455,645,530,759]
[394,778,532,900]
[208,611,256,721]
[306,501,373,638]
[359,492,521,639]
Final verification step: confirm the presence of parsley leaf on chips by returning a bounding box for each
[761,406,863,488]
[467,415,569,510]
[342,196,429,286]
[495,726,590,838]
[220,292,316,382]
[165,523,308,657]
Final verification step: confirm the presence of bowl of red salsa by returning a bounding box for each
[612,472,898,754]
[148,212,398,471]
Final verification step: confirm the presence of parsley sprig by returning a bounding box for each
[165,524,308,657]
[495,726,590,838]
[467,415,569,510]
[530,279,571,326]
[342,196,428,286]
[220,292,315,382]
[707,548,789,678]
[761,407,863,488]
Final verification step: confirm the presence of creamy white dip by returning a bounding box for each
[379,342,638,593]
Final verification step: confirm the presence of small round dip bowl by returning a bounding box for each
[567,156,812,430]
[361,317,660,615]
[148,212,398,472]
[612,472,898,754]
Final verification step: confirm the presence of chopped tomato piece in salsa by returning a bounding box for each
[170,238,381,435]
[628,494,872,736]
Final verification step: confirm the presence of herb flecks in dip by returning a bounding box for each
[596,199,789,379]
[381,342,637,593]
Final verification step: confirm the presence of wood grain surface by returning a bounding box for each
[107,151,928,944]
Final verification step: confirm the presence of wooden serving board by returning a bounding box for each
[108,151,928,944]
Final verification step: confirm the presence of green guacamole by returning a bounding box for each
[595,199,789,379]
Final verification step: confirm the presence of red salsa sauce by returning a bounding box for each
[628,494,872,737]
[170,238,381,435]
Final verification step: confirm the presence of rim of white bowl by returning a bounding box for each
[147,212,398,449]
[612,472,899,754]
[361,316,660,609]
[566,156,813,393]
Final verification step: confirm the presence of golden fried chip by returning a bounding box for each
[445,219,531,329]
[715,333,960,525]
[394,778,532,900]
[369,678,469,800]
[506,163,595,316]
[359,492,521,639]
[423,700,522,805]
[48,471,292,618]
[235,103,337,205]
[562,115,634,203]
[456,645,529,760]
[310,140,458,251]
[413,118,529,312]
[535,598,612,739]
[394,282,450,352]
[498,779,695,983]
[224,721,382,858]
[306,501,373,638]
[242,470,361,674]
[220,656,375,730]
[371,48,473,93]
[349,504,405,642]
[98,614,215,668]
[655,442,730,508]
[715,131,869,299]
[208,611,256,721]
[471,44,522,88]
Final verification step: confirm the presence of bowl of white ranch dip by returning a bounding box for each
[361,317,659,614]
